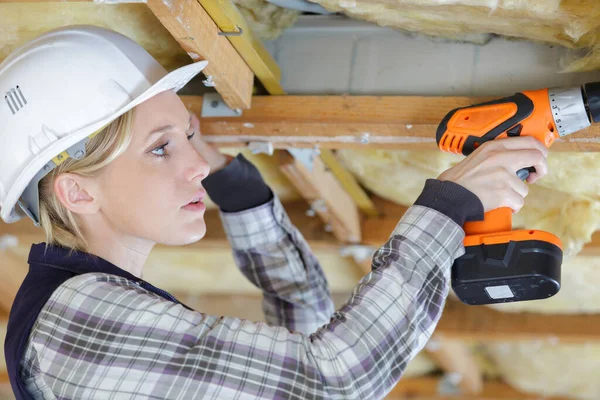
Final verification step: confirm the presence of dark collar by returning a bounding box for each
[28,242,139,282]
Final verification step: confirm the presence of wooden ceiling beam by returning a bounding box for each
[147,0,253,110]
[424,338,483,395]
[388,377,569,399]
[277,150,362,243]
[183,95,600,151]
[437,298,600,343]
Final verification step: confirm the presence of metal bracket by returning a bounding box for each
[201,92,242,117]
[202,75,216,87]
[248,141,274,156]
[287,148,320,172]
[437,373,462,396]
[218,26,244,37]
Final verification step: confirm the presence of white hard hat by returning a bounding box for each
[0,25,208,225]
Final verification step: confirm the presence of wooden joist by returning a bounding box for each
[437,299,600,343]
[146,0,253,110]
[277,151,362,243]
[425,339,483,395]
[318,149,379,217]
[388,377,569,399]
[197,0,284,96]
[184,95,600,151]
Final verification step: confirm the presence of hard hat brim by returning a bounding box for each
[1,60,209,224]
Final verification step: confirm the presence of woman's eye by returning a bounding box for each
[187,131,195,140]
[151,142,169,158]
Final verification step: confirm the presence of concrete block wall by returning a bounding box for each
[263,15,600,97]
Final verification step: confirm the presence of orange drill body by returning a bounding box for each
[436,82,600,305]
[440,89,563,251]
[439,88,559,154]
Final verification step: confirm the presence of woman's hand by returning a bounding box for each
[189,112,231,175]
[437,136,549,213]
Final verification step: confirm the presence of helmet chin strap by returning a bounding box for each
[17,138,90,227]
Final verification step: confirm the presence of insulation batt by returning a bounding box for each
[0,3,191,72]
[486,341,600,400]
[307,0,600,72]
[0,1,297,73]
[233,0,299,40]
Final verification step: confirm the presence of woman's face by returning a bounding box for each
[93,90,210,245]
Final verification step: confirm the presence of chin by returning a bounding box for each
[159,226,207,246]
[183,225,207,244]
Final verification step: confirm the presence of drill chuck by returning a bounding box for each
[548,85,591,137]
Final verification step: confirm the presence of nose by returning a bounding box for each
[184,143,210,182]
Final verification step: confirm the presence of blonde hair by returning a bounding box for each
[38,109,135,253]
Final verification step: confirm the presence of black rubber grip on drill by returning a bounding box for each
[436,93,535,156]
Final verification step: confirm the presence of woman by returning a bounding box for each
[1,26,548,399]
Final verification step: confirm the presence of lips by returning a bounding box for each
[182,190,206,213]
[185,190,206,207]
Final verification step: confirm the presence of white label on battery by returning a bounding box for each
[485,285,514,299]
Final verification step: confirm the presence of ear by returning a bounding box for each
[53,173,100,216]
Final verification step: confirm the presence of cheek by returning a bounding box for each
[101,164,179,228]
[98,159,206,244]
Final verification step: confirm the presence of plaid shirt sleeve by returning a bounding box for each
[22,204,465,400]
[218,196,335,334]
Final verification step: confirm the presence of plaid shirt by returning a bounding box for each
[20,196,464,399]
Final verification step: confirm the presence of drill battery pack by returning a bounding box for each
[452,233,562,305]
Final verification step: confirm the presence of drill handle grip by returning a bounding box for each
[465,167,534,236]
[464,208,512,236]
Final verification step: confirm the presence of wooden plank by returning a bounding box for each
[278,150,362,243]
[425,339,483,395]
[182,95,600,151]
[436,299,600,342]
[147,0,253,110]
[197,0,284,95]
[388,377,569,399]
[319,149,379,217]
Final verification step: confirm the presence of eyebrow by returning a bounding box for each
[145,115,192,142]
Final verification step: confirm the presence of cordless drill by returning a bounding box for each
[436,82,600,305]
